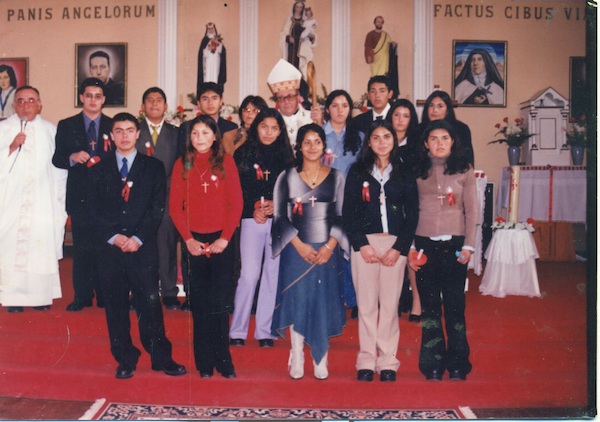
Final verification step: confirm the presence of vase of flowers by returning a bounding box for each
[565,115,587,165]
[488,117,534,166]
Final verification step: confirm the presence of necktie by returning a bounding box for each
[151,125,159,145]
[87,120,97,156]
[120,157,128,182]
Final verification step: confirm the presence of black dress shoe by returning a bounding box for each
[8,306,24,313]
[180,299,191,311]
[33,306,50,311]
[229,338,245,346]
[425,369,443,381]
[408,314,422,322]
[220,370,237,379]
[66,299,92,312]
[380,370,397,382]
[116,364,135,379]
[199,370,213,378]
[449,369,467,381]
[152,360,187,376]
[258,339,273,348]
[350,306,358,319]
[162,297,181,310]
[357,369,374,382]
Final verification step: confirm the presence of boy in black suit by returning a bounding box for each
[53,77,113,312]
[88,112,186,379]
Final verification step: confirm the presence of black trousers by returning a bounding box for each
[70,215,102,304]
[414,236,472,376]
[188,231,234,374]
[99,241,173,368]
[157,213,179,298]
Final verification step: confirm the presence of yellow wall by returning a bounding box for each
[0,0,587,186]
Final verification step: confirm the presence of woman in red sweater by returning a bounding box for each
[170,115,243,379]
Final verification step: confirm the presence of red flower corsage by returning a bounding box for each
[362,182,370,202]
[121,181,133,202]
[145,141,155,157]
[292,197,303,216]
[323,148,334,165]
[103,134,111,151]
[254,163,264,180]
[446,186,455,206]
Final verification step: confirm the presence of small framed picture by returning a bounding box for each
[0,57,28,120]
[569,56,587,118]
[452,40,507,107]
[75,43,127,107]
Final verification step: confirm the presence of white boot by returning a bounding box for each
[313,351,328,380]
[288,325,305,379]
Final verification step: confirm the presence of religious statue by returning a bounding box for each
[197,22,227,97]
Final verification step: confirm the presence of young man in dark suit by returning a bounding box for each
[353,75,394,136]
[88,112,186,379]
[52,77,114,312]
[136,87,183,311]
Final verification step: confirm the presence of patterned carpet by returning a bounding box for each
[96,403,476,420]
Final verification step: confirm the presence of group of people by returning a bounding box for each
[0,55,477,383]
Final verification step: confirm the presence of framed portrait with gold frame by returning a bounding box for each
[0,57,29,120]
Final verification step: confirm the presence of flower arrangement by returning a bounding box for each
[564,115,587,147]
[492,217,535,232]
[488,117,534,147]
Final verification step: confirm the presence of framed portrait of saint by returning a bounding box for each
[452,40,507,108]
[0,57,28,120]
[75,43,127,107]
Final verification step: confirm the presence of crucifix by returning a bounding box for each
[309,195,317,207]
[89,140,97,151]
[201,182,209,193]
[264,170,271,181]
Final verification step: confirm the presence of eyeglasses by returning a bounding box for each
[276,94,297,103]
[16,98,39,105]
[242,108,260,114]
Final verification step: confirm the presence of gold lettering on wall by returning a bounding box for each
[6,4,155,22]
[433,4,585,21]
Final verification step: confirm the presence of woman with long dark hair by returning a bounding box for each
[342,120,418,382]
[322,89,363,317]
[271,123,348,380]
[419,90,474,166]
[408,119,477,382]
[170,115,243,378]
[229,108,294,348]
[387,98,422,321]
[232,95,268,151]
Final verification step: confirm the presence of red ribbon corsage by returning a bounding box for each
[362,182,370,202]
[211,174,219,189]
[254,163,264,180]
[121,181,133,202]
[446,186,455,206]
[292,197,303,216]
[145,141,155,157]
[323,148,333,165]
[103,134,111,152]
[87,156,101,167]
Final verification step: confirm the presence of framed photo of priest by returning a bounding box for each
[0,58,28,120]
[452,40,507,107]
[75,43,127,107]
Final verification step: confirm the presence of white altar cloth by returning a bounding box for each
[496,166,586,223]
[480,228,540,298]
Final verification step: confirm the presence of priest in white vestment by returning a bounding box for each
[0,86,67,312]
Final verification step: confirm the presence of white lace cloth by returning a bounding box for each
[479,228,540,298]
